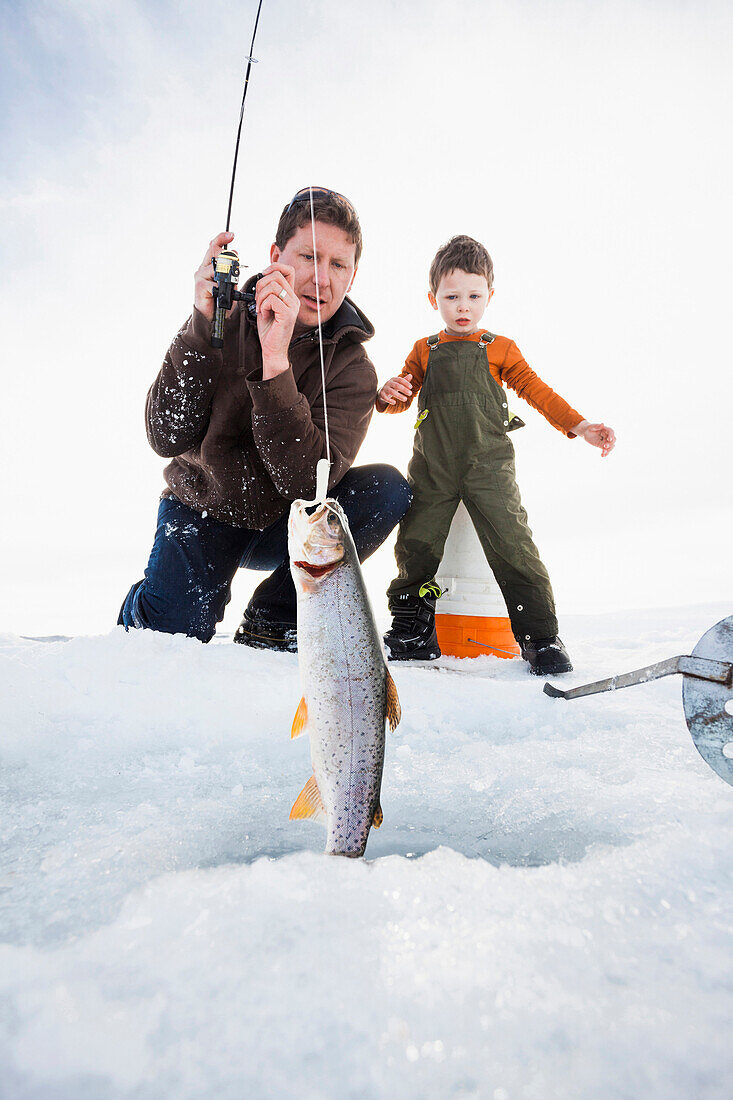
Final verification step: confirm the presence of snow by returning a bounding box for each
[1,605,733,1099]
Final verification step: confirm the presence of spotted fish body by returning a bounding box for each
[288,498,401,857]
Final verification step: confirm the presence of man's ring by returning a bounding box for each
[278,287,288,300]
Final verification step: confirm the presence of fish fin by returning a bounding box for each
[291,696,308,739]
[372,801,383,829]
[385,667,402,731]
[289,774,326,822]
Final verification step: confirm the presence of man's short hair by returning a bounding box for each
[429,235,494,294]
[275,191,363,265]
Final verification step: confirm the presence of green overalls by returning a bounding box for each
[387,333,559,643]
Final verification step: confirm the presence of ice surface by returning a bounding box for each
[1,606,732,1098]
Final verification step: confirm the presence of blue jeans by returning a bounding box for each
[118,464,411,642]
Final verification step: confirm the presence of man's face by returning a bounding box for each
[429,269,493,336]
[271,222,358,328]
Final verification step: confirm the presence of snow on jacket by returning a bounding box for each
[146,283,377,530]
[376,329,584,437]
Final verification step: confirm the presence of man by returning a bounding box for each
[119,188,410,648]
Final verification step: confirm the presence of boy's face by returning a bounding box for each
[429,269,493,336]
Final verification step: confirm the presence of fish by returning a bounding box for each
[287,497,401,857]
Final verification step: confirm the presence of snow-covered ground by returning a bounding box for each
[1,604,732,1099]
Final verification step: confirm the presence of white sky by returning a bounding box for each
[1,0,732,635]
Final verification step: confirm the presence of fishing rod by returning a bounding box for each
[211,0,265,348]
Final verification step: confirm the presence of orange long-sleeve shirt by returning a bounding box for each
[377,329,584,437]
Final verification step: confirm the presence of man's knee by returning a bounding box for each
[118,579,221,643]
[376,463,412,524]
[343,463,412,522]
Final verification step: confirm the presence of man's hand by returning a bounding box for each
[574,420,616,457]
[255,263,300,378]
[194,231,235,322]
[377,374,413,409]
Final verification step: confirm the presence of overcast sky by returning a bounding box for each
[1,0,731,636]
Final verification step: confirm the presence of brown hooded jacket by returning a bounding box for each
[146,282,377,530]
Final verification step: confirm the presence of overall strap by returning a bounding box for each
[478,331,525,430]
[415,335,442,428]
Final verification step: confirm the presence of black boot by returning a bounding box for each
[520,636,572,675]
[233,607,297,653]
[384,592,441,661]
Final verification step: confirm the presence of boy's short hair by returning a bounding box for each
[429,235,494,294]
[275,190,363,265]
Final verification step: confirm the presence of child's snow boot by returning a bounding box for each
[520,636,572,675]
[384,591,441,661]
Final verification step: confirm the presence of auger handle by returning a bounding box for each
[544,655,732,701]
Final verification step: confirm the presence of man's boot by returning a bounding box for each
[520,636,572,675]
[233,607,297,653]
[384,591,441,661]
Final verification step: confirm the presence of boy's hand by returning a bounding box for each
[378,375,413,408]
[574,420,616,457]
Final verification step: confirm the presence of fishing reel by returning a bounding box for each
[211,252,261,346]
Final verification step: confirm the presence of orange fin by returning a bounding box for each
[289,774,326,823]
[385,667,401,731]
[291,696,308,739]
[372,802,384,829]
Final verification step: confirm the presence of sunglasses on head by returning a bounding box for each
[286,186,357,215]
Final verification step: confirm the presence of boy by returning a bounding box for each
[377,235,615,675]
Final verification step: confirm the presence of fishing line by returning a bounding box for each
[305,185,332,468]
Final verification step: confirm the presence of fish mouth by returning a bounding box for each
[293,560,341,578]
[288,498,349,584]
